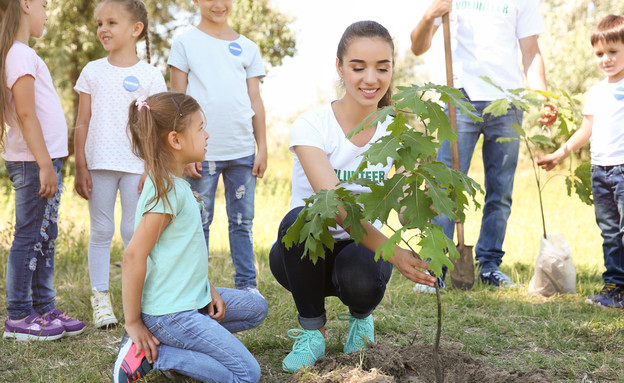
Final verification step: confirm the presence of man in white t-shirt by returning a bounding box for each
[410,0,550,288]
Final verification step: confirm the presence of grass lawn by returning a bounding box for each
[0,141,622,383]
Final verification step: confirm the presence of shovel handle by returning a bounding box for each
[443,13,466,247]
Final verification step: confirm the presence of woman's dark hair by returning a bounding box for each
[337,20,395,108]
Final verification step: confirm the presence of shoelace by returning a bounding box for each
[93,293,114,317]
[286,328,317,351]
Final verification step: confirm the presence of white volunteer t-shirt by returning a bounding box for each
[583,78,624,166]
[433,0,544,101]
[290,103,394,240]
[74,58,166,174]
[168,28,266,161]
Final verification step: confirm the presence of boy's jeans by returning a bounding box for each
[5,159,63,320]
[187,154,257,289]
[142,287,266,383]
[591,164,624,286]
[435,98,522,273]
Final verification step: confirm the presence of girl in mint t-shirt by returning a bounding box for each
[112,92,266,383]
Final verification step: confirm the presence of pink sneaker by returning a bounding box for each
[43,308,86,336]
[3,313,65,341]
[112,332,153,383]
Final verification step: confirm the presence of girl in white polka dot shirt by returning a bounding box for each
[73,0,166,330]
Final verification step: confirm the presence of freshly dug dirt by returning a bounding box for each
[290,343,551,383]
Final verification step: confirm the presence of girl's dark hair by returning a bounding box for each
[336,20,395,108]
[97,0,152,63]
[127,92,202,213]
[591,15,624,46]
[0,0,21,146]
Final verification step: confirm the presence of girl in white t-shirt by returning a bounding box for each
[269,20,437,373]
[73,0,166,329]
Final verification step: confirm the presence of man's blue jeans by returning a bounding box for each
[5,159,63,320]
[591,164,624,286]
[435,98,522,272]
[187,154,257,289]
[142,287,266,383]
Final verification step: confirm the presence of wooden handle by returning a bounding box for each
[443,13,465,247]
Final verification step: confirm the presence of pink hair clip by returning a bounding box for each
[136,100,150,111]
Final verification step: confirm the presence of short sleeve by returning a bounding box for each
[516,0,545,39]
[74,63,92,94]
[149,67,167,94]
[582,86,598,116]
[168,37,189,73]
[246,43,266,79]
[290,113,325,153]
[142,181,181,217]
[5,44,36,89]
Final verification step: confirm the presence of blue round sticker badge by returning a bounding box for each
[123,76,140,92]
[615,87,624,101]
[228,42,243,56]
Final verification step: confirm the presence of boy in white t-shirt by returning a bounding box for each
[168,0,266,297]
[538,15,624,311]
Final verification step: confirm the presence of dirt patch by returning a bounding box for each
[291,343,551,383]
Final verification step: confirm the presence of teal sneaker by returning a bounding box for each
[340,314,374,354]
[282,329,325,373]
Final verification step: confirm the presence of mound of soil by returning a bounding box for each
[291,343,551,383]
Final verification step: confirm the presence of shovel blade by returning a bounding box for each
[450,244,475,291]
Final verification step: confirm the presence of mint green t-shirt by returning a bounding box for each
[137,176,211,316]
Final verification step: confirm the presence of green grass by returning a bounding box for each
[0,141,622,383]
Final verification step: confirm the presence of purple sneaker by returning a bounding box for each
[3,313,65,341]
[43,308,86,336]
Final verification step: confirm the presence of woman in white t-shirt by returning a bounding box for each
[269,20,436,373]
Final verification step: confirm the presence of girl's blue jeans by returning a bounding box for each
[434,96,522,273]
[269,207,393,330]
[143,287,266,383]
[187,154,257,289]
[5,159,63,320]
[591,164,624,286]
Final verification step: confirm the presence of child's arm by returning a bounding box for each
[122,212,171,363]
[537,115,593,171]
[204,280,226,323]
[170,65,204,178]
[73,92,92,200]
[12,76,57,199]
[247,77,267,178]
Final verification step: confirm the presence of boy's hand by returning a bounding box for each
[39,163,58,199]
[252,150,267,178]
[184,162,203,179]
[125,321,160,364]
[536,147,566,171]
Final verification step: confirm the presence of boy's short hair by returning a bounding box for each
[591,15,624,46]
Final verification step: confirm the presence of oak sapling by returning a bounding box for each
[283,82,483,381]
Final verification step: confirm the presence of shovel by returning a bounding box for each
[442,13,475,290]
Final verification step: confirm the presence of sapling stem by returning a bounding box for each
[387,224,444,382]
[514,109,547,238]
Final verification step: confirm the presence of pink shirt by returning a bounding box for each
[2,41,68,161]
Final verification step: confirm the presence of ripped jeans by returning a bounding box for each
[5,159,63,320]
[187,154,257,289]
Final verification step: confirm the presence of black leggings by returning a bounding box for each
[269,207,393,329]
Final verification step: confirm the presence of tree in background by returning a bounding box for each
[34,0,296,141]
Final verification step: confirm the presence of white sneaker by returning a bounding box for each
[413,276,446,294]
[91,288,118,329]
[243,286,265,299]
